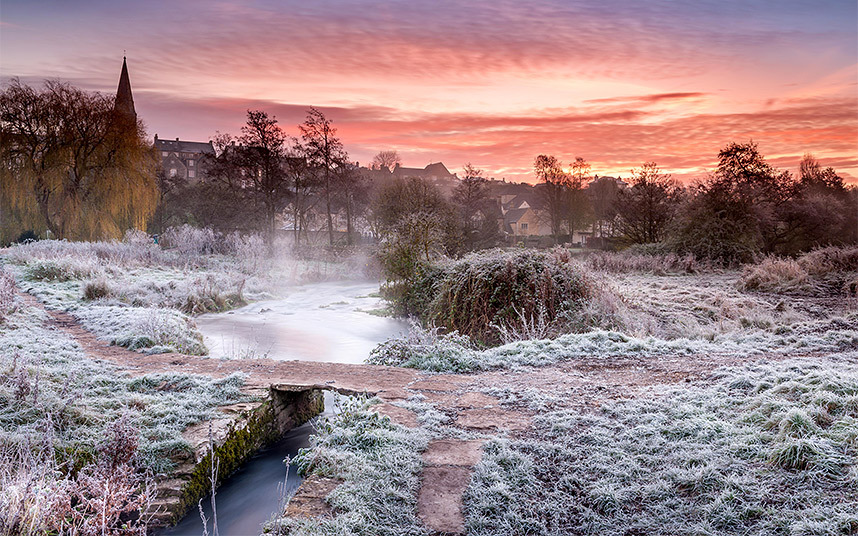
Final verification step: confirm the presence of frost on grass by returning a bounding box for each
[74,305,207,355]
[465,359,858,536]
[266,397,430,536]
[370,316,858,373]
[0,304,248,474]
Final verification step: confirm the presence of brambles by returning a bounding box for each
[739,246,858,296]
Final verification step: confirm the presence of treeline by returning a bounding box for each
[532,142,858,263]
[2,80,855,264]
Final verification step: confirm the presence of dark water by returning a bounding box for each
[160,393,336,536]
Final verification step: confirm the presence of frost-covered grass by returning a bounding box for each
[0,303,248,473]
[370,314,858,373]
[1,232,377,355]
[266,397,430,536]
[0,300,250,533]
[465,359,858,535]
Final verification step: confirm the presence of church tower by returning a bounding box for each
[114,56,136,123]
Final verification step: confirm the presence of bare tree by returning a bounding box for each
[334,160,370,245]
[203,111,291,250]
[615,162,679,244]
[371,150,401,172]
[534,154,570,243]
[453,163,496,249]
[299,108,347,245]
[566,157,591,241]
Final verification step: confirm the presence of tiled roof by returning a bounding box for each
[155,138,215,154]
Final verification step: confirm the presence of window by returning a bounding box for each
[520,223,528,230]
[162,151,168,157]
[170,168,177,177]
[188,170,195,178]
[188,159,194,167]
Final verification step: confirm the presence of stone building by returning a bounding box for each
[153,135,214,182]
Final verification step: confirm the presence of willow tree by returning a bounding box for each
[0,79,157,241]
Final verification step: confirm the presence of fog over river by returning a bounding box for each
[196,280,409,363]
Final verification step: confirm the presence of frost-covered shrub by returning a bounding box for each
[388,248,609,345]
[82,278,112,301]
[465,360,858,535]
[740,256,809,292]
[367,323,477,373]
[181,275,246,314]
[268,397,429,536]
[24,258,98,282]
[160,225,221,258]
[224,232,267,274]
[739,246,858,295]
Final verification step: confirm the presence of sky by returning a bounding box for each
[1,0,857,183]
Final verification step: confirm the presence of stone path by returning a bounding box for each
[24,292,802,534]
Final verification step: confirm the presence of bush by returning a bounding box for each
[82,279,112,301]
[24,258,97,282]
[385,248,600,345]
[739,246,858,295]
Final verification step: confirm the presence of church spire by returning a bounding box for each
[115,56,136,122]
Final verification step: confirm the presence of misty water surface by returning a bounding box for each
[196,280,409,363]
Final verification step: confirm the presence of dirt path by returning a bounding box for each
[25,293,801,535]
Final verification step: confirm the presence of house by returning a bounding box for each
[391,162,458,194]
[153,135,215,182]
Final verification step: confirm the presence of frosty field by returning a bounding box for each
[1,239,856,535]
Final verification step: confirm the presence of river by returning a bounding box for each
[196,280,408,363]
[160,281,408,535]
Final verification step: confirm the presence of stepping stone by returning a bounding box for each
[417,439,486,535]
[418,465,472,534]
[372,402,419,428]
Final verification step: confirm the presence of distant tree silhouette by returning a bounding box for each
[371,150,401,172]
[534,155,570,243]
[615,162,680,244]
[299,108,348,245]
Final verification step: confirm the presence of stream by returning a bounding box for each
[196,280,408,363]
[160,281,408,535]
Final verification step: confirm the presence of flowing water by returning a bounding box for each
[196,280,409,363]
[160,392,338,536]
[162,281,408,534]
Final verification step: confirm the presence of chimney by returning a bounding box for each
[176,137,179,141]
[154,134,158,140]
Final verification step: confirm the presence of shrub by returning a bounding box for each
[739,246,858,295]
[24,258,97,282]
[82,279,112,301]
[392,248,598,345]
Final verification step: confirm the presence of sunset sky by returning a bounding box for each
[2,0,856,183]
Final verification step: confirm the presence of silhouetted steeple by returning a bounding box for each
[115,56,136,122]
